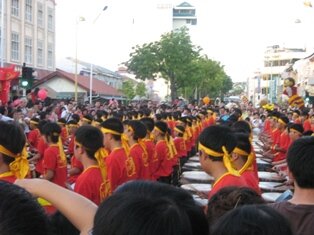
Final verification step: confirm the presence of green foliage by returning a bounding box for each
[121,80,135,100]
[135,82,147,97]
[125,27,233,101]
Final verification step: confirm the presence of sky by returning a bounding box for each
[55,0,314,83]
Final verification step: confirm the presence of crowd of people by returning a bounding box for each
[0,93,314,235]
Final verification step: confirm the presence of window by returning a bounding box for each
[37,2,43,27]
[47,43,53,67]
[25,0,32,22]
[11,0,19,17]
[24,37,32,64]
[48,8,54,31]
[37,40,43,66]
[11,32,19,61]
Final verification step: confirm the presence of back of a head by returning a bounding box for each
[207,187,265,227]
[128,120,147,140]
[0,181,50,235]
[232,120,251,134]
[93,193,193,235]
[287,136,314,188]
[198,125,236,153]
[211,204,293,235]
[50,211,79,235]
[140,117,155,132]
[115,181,209,235]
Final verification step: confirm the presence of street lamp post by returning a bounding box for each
[89,6,108,105]
[74,16,85,102]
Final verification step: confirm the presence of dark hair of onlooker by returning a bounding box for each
[100,118,123,141]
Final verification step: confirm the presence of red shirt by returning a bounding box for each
[0,172,16,183]
[130,143,150,180]
[43,145,67,187]
[106,147,137,192]
[36,137,48,174]
[27,129,40,149]
[67,134,75,155]
[153,140,174,178]
[242,170,261,194]
[174,137,187,158]
[273,131,291,162]
[209,173,249,199]
[60,127,68,144]
[143,139,156,180]
[303,119,311,132]
[74,166,104,205]
[68,156,83,184]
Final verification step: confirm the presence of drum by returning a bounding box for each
[259,182,289,193]
[182,162,202,171]
[262,192,282,202]
[192,194,208,207]
[180,171,214,184]
[189,156,200,162]
[181,183,212,195]
[258,172,286,182]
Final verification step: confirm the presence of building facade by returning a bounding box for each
[172,2,197,30]
[0,0,56,71]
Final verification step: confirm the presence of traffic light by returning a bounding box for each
[20,64,35,89]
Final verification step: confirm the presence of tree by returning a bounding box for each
[135,82,146,97]
[125,27,201,101]
[121,80,135,100]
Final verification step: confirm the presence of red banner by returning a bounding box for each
[0,65,20,104]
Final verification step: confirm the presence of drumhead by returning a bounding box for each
[192,194,208,207]
[184,162,202,169]
[181,171,214,183]
[262,192,282,202]
[258,172,286,182]
[181,183,212,194]
[189,156,200,162]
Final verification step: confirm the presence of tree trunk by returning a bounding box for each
[170,79,177,102]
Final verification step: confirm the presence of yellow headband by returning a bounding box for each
[198,143,239,176]
[82,118,92,123]
[278,118,287,125]
[57,122,66,126]
[101,127,122,136]
[68,124,79,128]
[154,126,165,134]
[0,145,29,179]
[233,147,249,156]
[174,127,184,134]
[30,120,39,125]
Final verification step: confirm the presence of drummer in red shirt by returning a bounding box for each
[27,117,41,150]
[101,118,137,193]
[140,117,157,180]
[74,125,110,205]
[198,125,249,199]
[125,120,150,180]
[0,121,29,183]
[173,125,187,168]
[42,123,67,188]
[231,132,261,194]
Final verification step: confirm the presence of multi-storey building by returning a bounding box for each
[172,2,197,30]
[0,0,56,71]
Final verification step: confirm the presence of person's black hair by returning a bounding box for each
[278,115,289,125]
[0,121,26,165]
[207,186,265,227]
[302,130,313,136]
[127,120,147,140]
[75,125,103,160]
[71,114,80,123]
[38,120,49,134]
[155,113,162,121]
[211,204,293,235]
[42,122,61,143]
[140,117,155,132]
[30,117,40,125]
[50,211,79,235]
[198,125,236,160]
[287,137,314,188]
[155,121,168,136]
[288,123,304,135]
[115,180,208,235]
[100,118,123,141]
[58,118,66,125]
[233,132,251,154]
[83,114,93,124]
[67,119,78,125]
[39,111,48,120]
[231,120,251,134]
[175,125,185,137]
[0,181,51,235]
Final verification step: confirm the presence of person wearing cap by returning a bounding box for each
[101,118,137,192]
[74,125,110,205]
[0,121,30,183]
[198,125,249,199]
